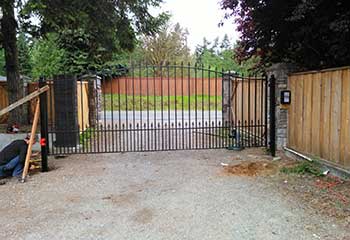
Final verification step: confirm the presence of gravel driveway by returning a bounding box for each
[0,149,349,240]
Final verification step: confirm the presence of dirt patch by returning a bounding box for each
[222,156,350,225]
[131,208,154,224]
[272,173,350,223]
[223,161,278,177]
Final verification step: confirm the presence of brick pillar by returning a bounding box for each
[267,63,297,149]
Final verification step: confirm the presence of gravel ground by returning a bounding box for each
[0,149,349,240]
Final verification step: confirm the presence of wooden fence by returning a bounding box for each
[288,66,350,170]
[0,81,89,131]
[0,82,9,123]
[102,77,222,96]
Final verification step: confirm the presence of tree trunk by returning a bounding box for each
[1,0,27,125]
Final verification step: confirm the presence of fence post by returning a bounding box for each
[39,77,49,172]
[269,75,276,157]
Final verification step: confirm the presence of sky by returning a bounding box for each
[151,0,239,52]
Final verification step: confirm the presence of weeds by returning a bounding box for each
[79,128,95,145]
[280,161,323,177]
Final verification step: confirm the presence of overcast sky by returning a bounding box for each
[151,0,239,52]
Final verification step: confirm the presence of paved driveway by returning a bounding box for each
[0,149,348,239]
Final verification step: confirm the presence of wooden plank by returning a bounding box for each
[289,66,350,76]
[288,75,296,148]
[0,85,9,123]
[77,82,90,131]
[320,71,332,160]
[340,69,350,168]
[0,85,49,117]
[295,74,304,151]
[311,73,322,155]
[329,70,342,164]
[21,98,40,182]
[303,74,313,153]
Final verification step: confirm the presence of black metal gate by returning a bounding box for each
[42,64,270,155]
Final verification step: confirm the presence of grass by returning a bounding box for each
[79,127,95,145]
[102,94,222,111]
[280,161,323,177]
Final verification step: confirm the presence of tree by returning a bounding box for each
[30,33,66,79]
[0,0,27,124]
[195,36,259,75]
[21,0,168,72]
[17,32,32,76]
[0,48,5,75]
[141,22,191,66]
[221,0,350,70]
[220,34,230,50]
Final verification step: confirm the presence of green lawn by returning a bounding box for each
[102,94,222,111]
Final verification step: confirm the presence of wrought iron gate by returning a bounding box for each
[42,64,270,155]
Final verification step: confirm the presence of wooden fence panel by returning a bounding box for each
[288,66,350,170]
[102,77,222,96]
[311,73,322,155]
[341,69,350,168]
[0,83,9,123]
[77,82,90,130]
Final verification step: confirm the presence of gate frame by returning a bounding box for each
[40,64,275,156]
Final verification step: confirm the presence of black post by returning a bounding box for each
[39,77,49,172]
[269,74,276,157]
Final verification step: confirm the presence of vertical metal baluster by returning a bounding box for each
[248,75,251,147]
[110,71,115,152]
[241,74,245,148]
[215,68,218,148]
[254,74,257,146]
[260,74,264,146]
[220,71,223,148]
[94,73,98,153]
[146,64,150,151]
[139,63,143,151]
[125,68,129,152]
[153,66,157,151]
[167,63,171,150]
[80,77,84,153]
[187,63,191,150]
[181,62,184,150]
[102,75,107,152]
[195,64,198,149]
[265,75,268,147]
[174,64,178,150]
[234,75,238,148]
[202,65,205,148]
[63,75,67,155]
[208,66,211,149]
[122,123,125,152]
[49,80,54,155]
[132,64,136,151]
[160,64,164,150]
[227,70,232,148]
[117,73,121,152]
[89,124,92,153]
